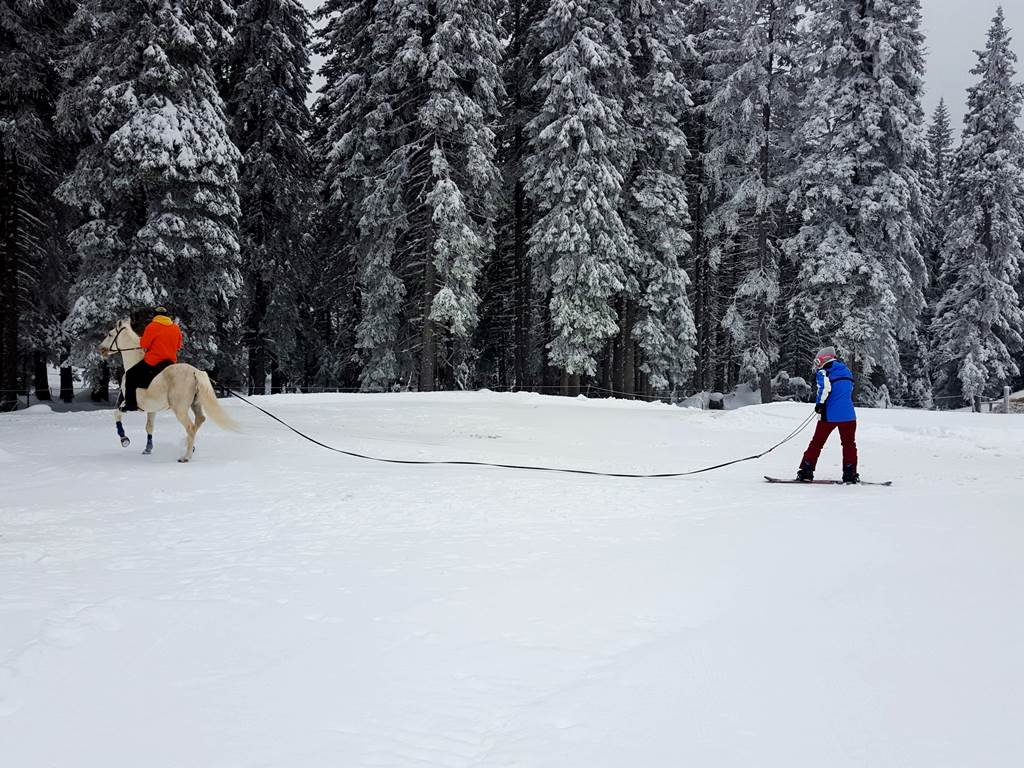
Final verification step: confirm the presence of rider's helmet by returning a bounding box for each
[813,346,838,370]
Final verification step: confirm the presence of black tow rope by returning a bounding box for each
[217,385,817,479]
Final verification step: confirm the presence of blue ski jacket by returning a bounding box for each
[816,360,856,423]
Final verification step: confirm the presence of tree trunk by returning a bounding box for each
[60,365,74,403]
[612,297,625,393]
[312,304,334,389]
[541,289,558,391]
[496,344,508,390]
[717,252,740,394]
[92,362,110,402]
[686,3,714,395]
[695,236,716,393]
[754,15,777,408]
[560,370,580,397]
[513,179,530,390]
[601,338,613,394]
[719,330,733,393]
[637,368,649,400]
[420,256,437,392]
[0,147,21,412]
[759,369,773,405]
[509,0,534,392]
[246,276,270,395]
[270,363,285,395]
[248,344,267,396]
[622,302,636,399]
[33,351,51,401]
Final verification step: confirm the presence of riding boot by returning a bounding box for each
[122,360,158,411]
[121,388,138,412]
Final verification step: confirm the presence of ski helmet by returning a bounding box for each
[814,346,838,369]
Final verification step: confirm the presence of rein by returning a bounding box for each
[107,326,142,353]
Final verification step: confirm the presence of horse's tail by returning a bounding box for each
[195,371,240,432]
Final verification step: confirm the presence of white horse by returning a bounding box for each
[99,319,238,462]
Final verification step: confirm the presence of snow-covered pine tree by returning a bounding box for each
[705,0,803,403]
[476,0,547,390]
[316,0,406,393]
[785,0,928,389]
[899,97,954,409]
[923,98,954,302]
[680,0,728,394]
[776,254,817,384]
[931,8,1024,406]
[308,0,374,391]
[317,0,503,392]
[417,0,502,390]
[0,0,75,411]
[224,0,314,393]
[621,0,697,395]
[57,0,242,370]
[1,0,44,409]
[524,0,634,394]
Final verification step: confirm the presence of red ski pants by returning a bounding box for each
[802,420,857,469]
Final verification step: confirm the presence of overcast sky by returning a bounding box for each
[301,1,1024,134]
[921,0,1024,128]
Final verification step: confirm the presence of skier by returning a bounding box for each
[119,307,183,412]
[796,346,859,484]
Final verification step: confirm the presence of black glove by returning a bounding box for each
[814,403,824,415]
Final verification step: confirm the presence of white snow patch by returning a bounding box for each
[1,392,1022,766]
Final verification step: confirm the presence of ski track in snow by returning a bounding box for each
[1,392,1023,767]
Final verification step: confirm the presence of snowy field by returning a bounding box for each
[1,392,1022,767]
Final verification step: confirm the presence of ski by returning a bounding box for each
[764,476,893,486]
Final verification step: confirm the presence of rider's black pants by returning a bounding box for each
[122,360,172,411]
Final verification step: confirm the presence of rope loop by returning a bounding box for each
[215,382,817,479]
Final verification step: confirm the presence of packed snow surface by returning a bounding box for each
[2,392,1022,767]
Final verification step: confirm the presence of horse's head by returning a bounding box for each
[99,318,133,359]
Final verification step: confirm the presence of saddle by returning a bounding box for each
[135,359,174,389]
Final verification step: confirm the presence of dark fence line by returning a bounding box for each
[0,384,119,412]
[2,383,1017,414]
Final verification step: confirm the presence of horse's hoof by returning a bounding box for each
[177,457,189,463]
[120,437,131,448]
[142,447,152,455]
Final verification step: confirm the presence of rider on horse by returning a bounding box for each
[119,307,182,412]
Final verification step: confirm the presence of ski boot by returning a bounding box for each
[842,464,860,484]
[796,460,815,482]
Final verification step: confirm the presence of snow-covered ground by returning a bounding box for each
[2,392,1022,767]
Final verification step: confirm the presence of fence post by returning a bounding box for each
[1005,385,1012,415]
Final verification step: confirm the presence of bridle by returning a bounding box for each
[104,325,142,355]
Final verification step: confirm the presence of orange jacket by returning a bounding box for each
[140,315,182,365]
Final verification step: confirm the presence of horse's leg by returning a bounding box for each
[143,412,155,455]
[191,397,206,434]
[173,405,197,463]
[115,409,130,447]
[116,374,130,447]
[190,396,207,456]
